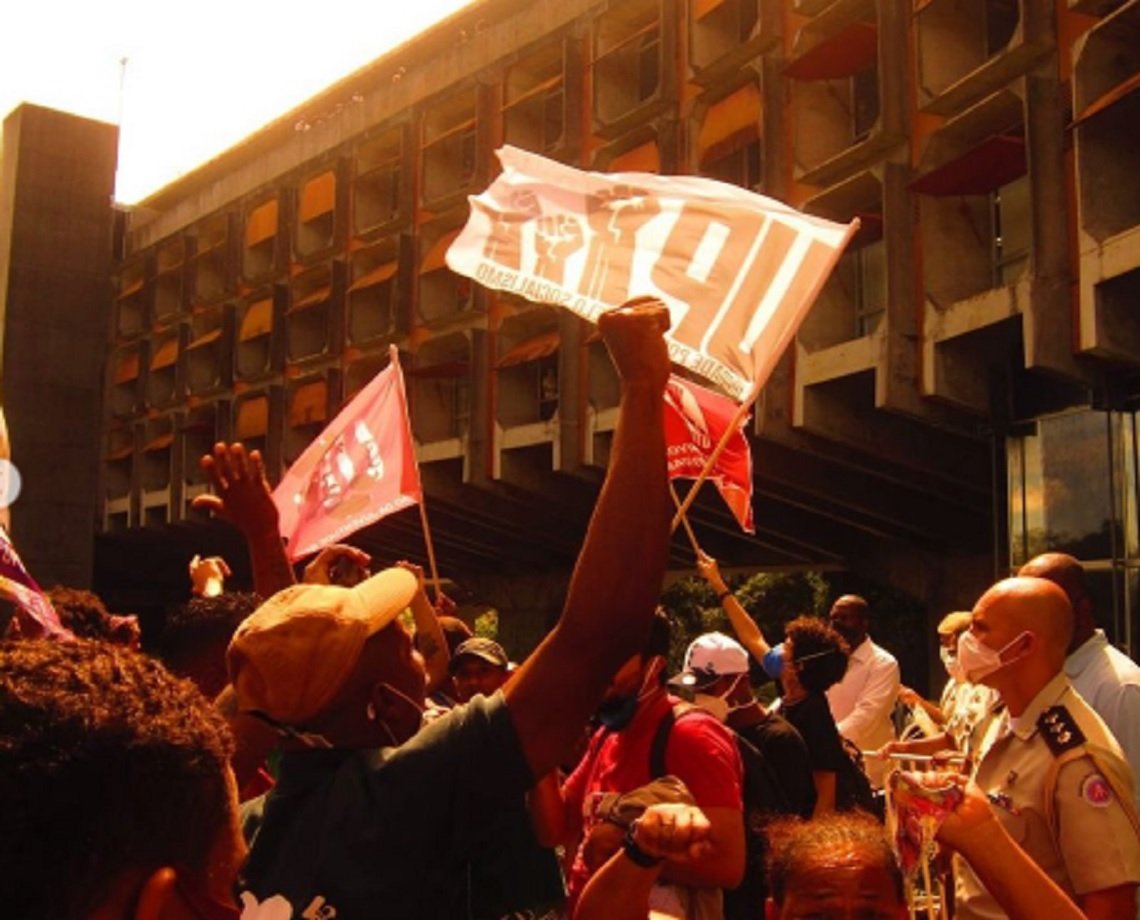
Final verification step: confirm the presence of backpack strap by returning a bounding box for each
[650,702,704,779]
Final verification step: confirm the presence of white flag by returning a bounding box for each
[447,146,856,400]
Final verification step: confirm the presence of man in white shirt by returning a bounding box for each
[1019,552,1140,806]
[825,594,900,786]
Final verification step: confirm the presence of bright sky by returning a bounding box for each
[1,1,474,204]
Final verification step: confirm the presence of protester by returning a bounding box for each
[895,610,996,757]
[222,298,675,918]
[953,576,1140,919]
[824,595,899,787]
[530,608,745,916]
[449,636,511,703]
[773,616,875,815]
[672,632,814,920]
[0,639,245,920]
[160,590,261,699]
[46,585,140,648]
[1019,552,1140,805]
[421,613,475,719]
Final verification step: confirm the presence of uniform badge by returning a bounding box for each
[1080,773,1114,808]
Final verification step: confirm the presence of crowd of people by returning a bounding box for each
[2,300,1139,919]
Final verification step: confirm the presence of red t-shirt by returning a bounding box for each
[561,690,743,906]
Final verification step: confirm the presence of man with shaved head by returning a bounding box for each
[1019,552,1140,805]
[954,576,1140,920]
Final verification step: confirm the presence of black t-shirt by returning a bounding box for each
[781,692,848,774]
[732,713,816,820]
[238,692,533,920]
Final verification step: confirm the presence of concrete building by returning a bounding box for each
[3,0,1137,655]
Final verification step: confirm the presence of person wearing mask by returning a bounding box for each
[952,577,1140,920]
[529,610,745,917]
[1019,552,1140,806]
[673,632,814,918]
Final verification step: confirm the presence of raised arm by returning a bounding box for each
[395,560,451,693]
[697,551,772,661]
[503,300,672,780]
[191,443,295,598]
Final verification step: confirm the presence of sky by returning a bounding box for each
[1,1,475,204]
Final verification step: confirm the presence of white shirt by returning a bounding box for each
[826,637,900,763]
[1066,629,1140,807]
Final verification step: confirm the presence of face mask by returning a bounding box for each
[692,675,749,723]
[956,630,1032,683]
[939,647,964,681]
[597,658,664,730]
[762,645,786,680]
[597,694,639,730]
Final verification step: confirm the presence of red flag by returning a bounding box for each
[663,375,754,533]
[273,347,421,560]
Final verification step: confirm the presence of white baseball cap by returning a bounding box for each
[675,632,750,689]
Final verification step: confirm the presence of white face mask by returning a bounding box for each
[956,630,1032,683]
[692,675,748,723]
[940,646,964,681]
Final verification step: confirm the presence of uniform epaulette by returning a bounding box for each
[1037,705,1086,756]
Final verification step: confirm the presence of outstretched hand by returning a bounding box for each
[192,443,279,537]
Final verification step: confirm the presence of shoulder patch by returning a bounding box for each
[1080,773,1115,808]
[1037,705,1087,756]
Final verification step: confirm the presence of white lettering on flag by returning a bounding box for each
[447,146,857,400]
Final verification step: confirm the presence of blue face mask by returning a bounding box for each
[596,694,639,730]
[762,644,786,680]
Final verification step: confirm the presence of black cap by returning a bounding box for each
[448,637,509,673]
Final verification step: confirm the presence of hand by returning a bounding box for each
[898,686,921,707]
[597,297,671,392]
[695,550,726,594]
[191,443,279,537]
[394,560,426,591]
[434,592,457,618]
[930,774,996,856]
[304,544,372,586]
[631,803,713,862]
[189,554,231,597]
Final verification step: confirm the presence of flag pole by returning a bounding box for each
[669,481,704,557]
[391,346,444,602]
[669,217,861,534]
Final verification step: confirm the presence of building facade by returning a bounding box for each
[4,0,1137,653]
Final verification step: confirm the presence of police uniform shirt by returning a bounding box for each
[955,673,1140,920]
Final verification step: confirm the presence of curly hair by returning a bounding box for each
[161,591,261,697]
[46,586,138,646]
[0,639,235,919]
[784,615,849,694]
[766,812,902,907]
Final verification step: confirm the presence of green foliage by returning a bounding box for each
[473,608,499,640]
[660,568,928,696]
